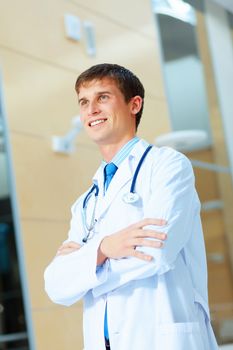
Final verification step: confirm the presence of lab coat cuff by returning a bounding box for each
[44,234,109,306]
[157,260,175,276]
[95,259,110,283]
[81,234,109,283]
[92,255,175,297]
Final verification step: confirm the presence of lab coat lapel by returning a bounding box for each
[95,140,150,219]
[95,158,133,219]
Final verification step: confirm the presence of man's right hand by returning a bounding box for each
[56,241,81,256]
[97,218,167,265]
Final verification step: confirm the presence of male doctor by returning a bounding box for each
[44,63,218,350]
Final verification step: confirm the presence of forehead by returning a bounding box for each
[77,77,120,96]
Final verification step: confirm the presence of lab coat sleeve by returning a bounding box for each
[93,149,199,297]
[44,197,109,306]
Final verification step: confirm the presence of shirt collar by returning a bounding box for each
[102,136,140,168]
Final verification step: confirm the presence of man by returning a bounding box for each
[44,63,218,350]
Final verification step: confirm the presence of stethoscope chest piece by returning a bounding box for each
[122,192,140,204]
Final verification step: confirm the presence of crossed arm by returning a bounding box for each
[44,217,167,306]
[45,150,196,305]
[56,218,167,264]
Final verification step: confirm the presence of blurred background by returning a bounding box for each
[0,0,233,349]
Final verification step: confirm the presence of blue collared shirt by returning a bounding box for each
[103,136,139,339]
[103,136,140,193]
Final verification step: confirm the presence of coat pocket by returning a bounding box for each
[156,322,205,350]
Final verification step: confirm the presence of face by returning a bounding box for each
[77,78,142,147]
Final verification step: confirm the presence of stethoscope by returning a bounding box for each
[82,145,153,243]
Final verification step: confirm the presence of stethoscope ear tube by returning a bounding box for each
[83,184,99,209]
[122,144,153,204]
[129,145,153,194]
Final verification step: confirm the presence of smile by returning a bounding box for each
[89,119,107,127]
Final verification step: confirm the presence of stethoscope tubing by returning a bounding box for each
[129,145,152,194]
[82,144,153,242]
[83,183,99,209]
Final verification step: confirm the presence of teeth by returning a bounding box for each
[90,119,106,127]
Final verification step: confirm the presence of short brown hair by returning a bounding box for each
[75,63,145,130]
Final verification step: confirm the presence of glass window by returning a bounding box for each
[0,82,29,349]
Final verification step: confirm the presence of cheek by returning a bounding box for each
[79,113,87,125]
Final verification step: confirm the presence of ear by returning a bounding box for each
[130,96,143,115]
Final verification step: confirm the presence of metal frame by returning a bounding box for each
[0,332,27,343]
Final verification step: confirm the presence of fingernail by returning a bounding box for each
[145,256,153,261]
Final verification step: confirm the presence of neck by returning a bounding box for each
[98,136,135,163]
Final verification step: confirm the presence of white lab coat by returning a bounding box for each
[44,139,219,350]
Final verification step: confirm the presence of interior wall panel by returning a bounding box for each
[32,304,83,350]
[0,49,169,139]
[21,220,77,309]
[0,0,165,99]
[70,0,156,38]
[10,133,101,220]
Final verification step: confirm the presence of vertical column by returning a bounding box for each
[205,0,233,178]
[201,0,233,271]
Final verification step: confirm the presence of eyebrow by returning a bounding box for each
[78,97,87,104]
[78,90,112,104]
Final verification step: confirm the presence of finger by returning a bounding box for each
[56,247,80,256]
[59,242,81,250]
[136,218,167,229]
[130,249,154,262]
[66,241,81,248]
[133,238,164,248]
[140,230,167,240]
[56,247,71,256]
[131,229,167,240]
[57,242,81,255]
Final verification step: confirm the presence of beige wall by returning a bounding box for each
[0,0,170,348]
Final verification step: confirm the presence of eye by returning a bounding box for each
[79,99,88,107]
[99,94,109,102]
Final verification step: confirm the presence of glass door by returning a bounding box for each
[0,76,29,349]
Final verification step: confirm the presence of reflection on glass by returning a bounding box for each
[0,98,29,347]
[153,0,212,142]
[227,11,233,43]
[152,0,196,25]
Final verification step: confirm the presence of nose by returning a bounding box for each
[87,100,101,116]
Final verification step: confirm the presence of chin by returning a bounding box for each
[92,137,109,145]
[87,130,111,144]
